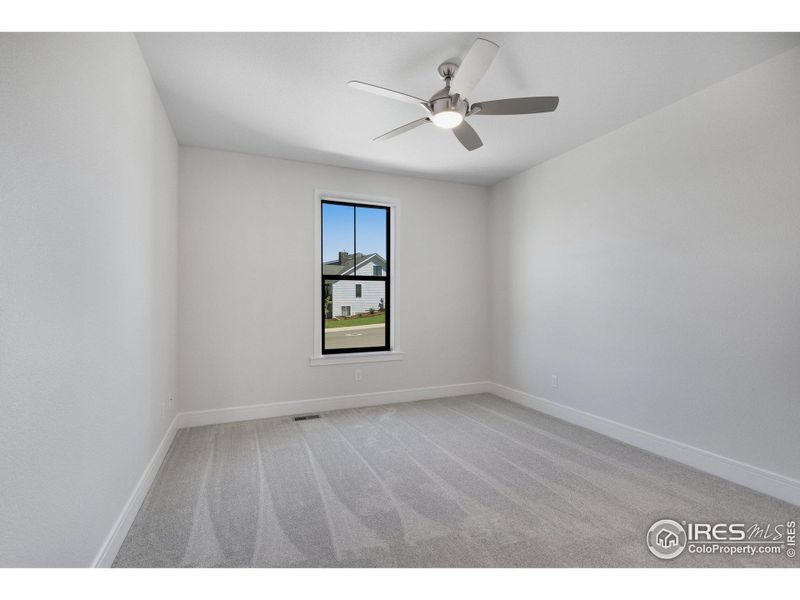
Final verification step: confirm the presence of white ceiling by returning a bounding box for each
[136,33,800,186]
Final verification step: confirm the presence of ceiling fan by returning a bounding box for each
[348,37,559,151]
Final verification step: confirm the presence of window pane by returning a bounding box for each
[322,202,355,273]
[324,279,386,350]
[355,206,387,276]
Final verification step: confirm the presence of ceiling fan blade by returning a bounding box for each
[449,38,499,99]
[471,96,559,116]
[348,80,427,105]
[452,121,483,151]
[373,117,430,141]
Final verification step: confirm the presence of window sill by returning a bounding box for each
[308,351,405,367]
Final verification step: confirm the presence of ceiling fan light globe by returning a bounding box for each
[431,110,464,129]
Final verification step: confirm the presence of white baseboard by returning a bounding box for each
[92,415,179,568]
[176,381,490,429]
[489,382,800,507]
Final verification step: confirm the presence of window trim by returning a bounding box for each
[320,199,390,355]
[311,189,402,365]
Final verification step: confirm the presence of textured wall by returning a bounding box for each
[489,47,800,481]
[178,146,490,413]
[0,34,178,566]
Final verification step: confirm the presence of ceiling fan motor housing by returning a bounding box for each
[431,61,468,119]
[430,94,468,120]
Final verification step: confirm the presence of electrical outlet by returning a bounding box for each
[168,395,175,411]
[551,375,558,389]
[355,369,363,382]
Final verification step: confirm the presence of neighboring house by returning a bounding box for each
[323,251,386,318]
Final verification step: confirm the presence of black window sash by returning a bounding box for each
[321,200,390,354]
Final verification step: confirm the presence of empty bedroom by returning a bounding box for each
[1,1,799,596]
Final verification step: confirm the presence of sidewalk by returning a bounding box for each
[324,323,386,333]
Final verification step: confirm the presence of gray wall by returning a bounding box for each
[489,47,800,482]
[178,146,490,413]
[0,34,178,566]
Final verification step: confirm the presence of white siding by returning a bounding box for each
[354,257,385,277]
[331,259,386,316]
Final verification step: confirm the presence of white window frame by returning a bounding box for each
[310,189,403,366]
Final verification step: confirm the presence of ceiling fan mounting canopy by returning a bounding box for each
[436,61,460,80]
[347,37,560,151]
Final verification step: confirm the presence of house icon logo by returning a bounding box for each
[657,529,679,548]
[647,519,687,559]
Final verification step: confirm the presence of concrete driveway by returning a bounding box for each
[325,324,386,350]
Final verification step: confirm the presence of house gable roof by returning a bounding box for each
[323,253,386,278]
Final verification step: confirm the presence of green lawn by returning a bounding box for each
[325,312,385,328]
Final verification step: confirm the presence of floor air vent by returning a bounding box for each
[293,414,320,421]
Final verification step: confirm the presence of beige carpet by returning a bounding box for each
[113,394,797,567]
